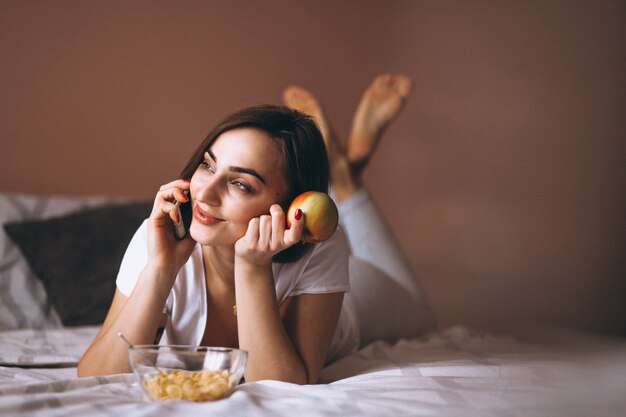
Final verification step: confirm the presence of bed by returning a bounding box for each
[1,192,625,417]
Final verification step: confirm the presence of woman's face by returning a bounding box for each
[188,127,290,247]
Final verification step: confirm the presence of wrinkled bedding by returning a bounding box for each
[1,325,624,417]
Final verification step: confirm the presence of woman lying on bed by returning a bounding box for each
[78,74,434,383]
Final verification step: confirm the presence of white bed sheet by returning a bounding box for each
[0,325,624,417]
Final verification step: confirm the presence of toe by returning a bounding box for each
[393,75,413,97]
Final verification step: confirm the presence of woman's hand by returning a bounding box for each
[235,204,305,266]
[147,179,197,274]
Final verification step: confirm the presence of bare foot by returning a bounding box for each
[348,74,412,178]
[282,86,334,151]
[283,86,358,202]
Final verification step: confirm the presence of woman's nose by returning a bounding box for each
[194,177,221,206]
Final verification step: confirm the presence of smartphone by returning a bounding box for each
[173,191,193,240]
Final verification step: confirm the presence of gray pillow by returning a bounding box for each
[3,202,152,326]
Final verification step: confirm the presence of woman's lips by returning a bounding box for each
[193,205,225,225]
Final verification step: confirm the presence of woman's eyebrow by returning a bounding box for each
[207,149,266,184]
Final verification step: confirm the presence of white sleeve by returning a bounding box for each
[290,226,350,295]
[115,219,149,297]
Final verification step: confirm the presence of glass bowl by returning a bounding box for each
[128,345,247,402]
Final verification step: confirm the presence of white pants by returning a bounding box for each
[337,189,436,348]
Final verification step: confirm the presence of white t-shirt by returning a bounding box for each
[116,220,359,362]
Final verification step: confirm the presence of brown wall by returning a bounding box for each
[2,0,624,335]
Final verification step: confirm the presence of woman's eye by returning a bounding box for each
[200,161,214,172]
[232,181,250,192]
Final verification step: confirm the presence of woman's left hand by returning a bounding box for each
[235,204,304,266]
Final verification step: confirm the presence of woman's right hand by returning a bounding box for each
[146,179,197,275]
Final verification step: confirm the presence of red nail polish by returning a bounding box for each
[182,194,189,202]
[295,209,302,221]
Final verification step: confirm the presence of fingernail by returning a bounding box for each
[295,209,302,221]
[184,179,190,183]
[182,194,189,202]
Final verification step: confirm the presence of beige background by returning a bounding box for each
[1,1,624,336]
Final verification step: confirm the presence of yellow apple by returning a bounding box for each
[287,191,339,243]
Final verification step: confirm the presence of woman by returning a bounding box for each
[79,74,434,384]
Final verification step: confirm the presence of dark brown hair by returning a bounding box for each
[180,104,330,262]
